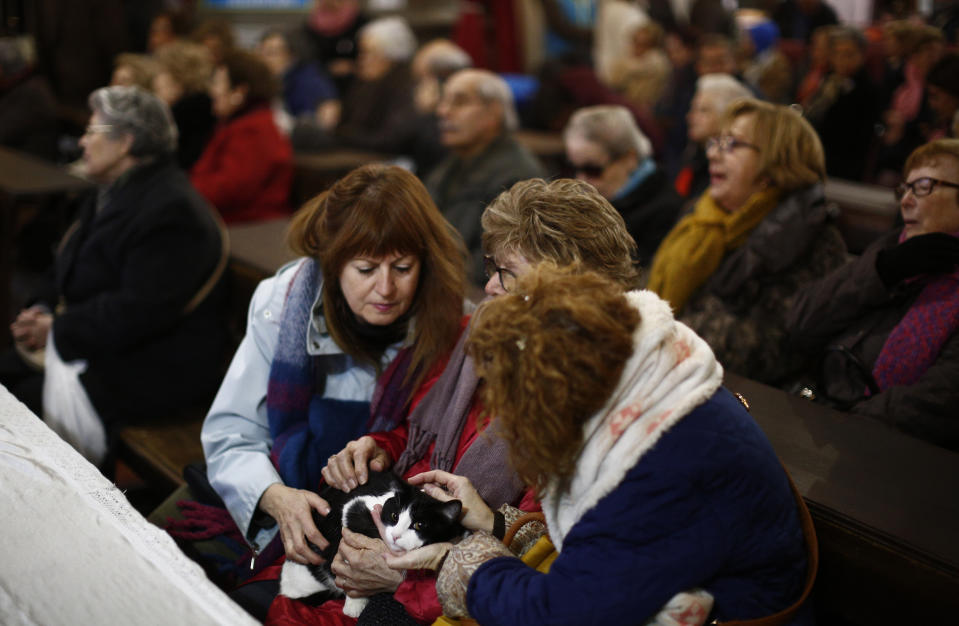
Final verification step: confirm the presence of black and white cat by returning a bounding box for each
[279,470,466,618]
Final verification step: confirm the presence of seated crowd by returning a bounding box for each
[2,0,959,624]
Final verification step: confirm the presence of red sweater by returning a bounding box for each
[190,106,292,224]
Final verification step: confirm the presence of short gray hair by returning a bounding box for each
[88,86,177,157]
[417,39,472,81]
[360,16,417,62]
[695,73,753,116]
[468,69,519,132]
[563,105,652,160]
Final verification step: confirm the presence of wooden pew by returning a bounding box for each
[0,147,93,342]
[725,372,959,625]
[824,178,899,254]
[291,150,391,208]
[114,219,296,501]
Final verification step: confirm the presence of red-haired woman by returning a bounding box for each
[201,164,466,608]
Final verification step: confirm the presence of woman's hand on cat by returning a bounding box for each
[322,436,392,492]
[258,483,330,565]
[408,470,495,533]
[332,528,404,596]
[384,542,452,572]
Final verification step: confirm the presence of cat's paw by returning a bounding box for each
[342,596,369,618]
[278,560,328,599]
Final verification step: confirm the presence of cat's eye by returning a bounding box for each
[413,522,424,530]
[390,511,399,523]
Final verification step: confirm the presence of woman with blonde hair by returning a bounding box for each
[152,41,216,169]
[648,98,847,384]
[384,263,812,625]
[201,164,466,617]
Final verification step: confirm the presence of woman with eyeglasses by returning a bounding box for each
[787,139,959,449]
[274,178,640,624]
[647,98,848,385]
[2,85,227,464]
[563,105,681,266]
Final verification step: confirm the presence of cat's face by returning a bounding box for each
[379,491,464,553]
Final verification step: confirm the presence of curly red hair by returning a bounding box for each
[467,263,639,493]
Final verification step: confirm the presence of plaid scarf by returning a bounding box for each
[266,259,371,490]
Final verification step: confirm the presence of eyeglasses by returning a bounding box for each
[705,135,760,154]
[483,255,517,292]
[894,176,959,200]
[83,124,114,136]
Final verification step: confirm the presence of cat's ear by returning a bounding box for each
[439,499,463,523]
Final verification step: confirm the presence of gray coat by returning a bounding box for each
[426,133,545,285]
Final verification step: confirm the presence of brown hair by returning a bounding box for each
[904,138,959,177]
[468,262,639,493]
[481,178,640,288]
[153,41,213,95]
[219,49,278,103]
[722,98,826,191]
[288,164,466,390]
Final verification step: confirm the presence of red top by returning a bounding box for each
[190,106,293,224]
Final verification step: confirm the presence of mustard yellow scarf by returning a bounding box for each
[647,188,781,313]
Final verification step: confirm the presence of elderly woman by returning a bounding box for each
[292,16,419,156]
[675,73,752,202]
[152,41,216,170]
[201,164,466,619]
[384,263,812,625]
[648,98,847,384]
[190,49,293,224]
[563,105,680,266]
[264,178,640,625]
[3,86,226,464]
[787,139,959,450]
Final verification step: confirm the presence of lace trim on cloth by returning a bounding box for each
[0,386,257,626]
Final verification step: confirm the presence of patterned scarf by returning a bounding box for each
[391,326,525,511]
[871,232,959,392]
[647,187,781,313]
[541,290,723,551]
[266,259,371,490]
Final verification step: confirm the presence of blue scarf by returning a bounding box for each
[266,259,372,490]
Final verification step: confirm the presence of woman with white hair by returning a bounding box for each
[564,104,681,265]
[1,86,227,465]
[675,73,753,201]
[292,15,423,157]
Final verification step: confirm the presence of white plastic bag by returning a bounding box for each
[41,330,107,465]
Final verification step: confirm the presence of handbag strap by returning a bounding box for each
[502,511,547,547]
[715,466,818,626]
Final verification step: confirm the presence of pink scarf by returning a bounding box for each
[890,61,924,122]
[871,232,959,392]
[309,1,360,36]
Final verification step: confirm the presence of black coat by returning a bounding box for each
[612,167,681,267]
[48,157,227,427]
[786,230,959,450]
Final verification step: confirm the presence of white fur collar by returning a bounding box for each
[542,290,723,551]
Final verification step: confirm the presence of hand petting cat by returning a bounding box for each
[258,483,330,565]
[322,436,392,491]
[331,528,405,596]
[371,503,452,572]
[408,470,495,533]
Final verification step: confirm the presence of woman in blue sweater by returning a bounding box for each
[385,263,812,625]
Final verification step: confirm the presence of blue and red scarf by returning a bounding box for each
[266,259,371,490]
